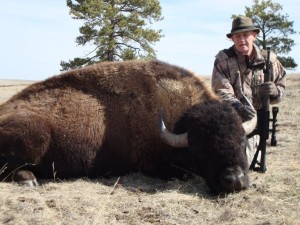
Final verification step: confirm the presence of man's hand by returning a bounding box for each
[259,81,279,97]
[232,102,256,122]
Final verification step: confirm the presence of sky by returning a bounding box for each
[0,0,299,81]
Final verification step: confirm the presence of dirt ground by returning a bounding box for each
[0,74,299,225]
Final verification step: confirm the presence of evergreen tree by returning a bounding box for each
[61,0,163,71]
[234,0,297,70]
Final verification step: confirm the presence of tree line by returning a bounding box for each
[61,0,298,71]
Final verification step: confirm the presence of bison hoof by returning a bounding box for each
[12,170,39,187]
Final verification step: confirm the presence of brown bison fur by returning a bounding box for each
[0,60,249,193]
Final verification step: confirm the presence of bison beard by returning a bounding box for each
[0,60,254,193]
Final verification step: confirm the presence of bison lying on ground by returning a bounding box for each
[0,60,256,193]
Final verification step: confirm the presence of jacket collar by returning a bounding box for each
[233,44,265,70]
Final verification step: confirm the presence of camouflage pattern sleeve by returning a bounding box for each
[211,55,241,105]
[269,57,286,105]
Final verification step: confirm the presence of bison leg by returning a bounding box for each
[0,111,51,182]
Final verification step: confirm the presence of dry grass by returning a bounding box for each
[0,75,299,225]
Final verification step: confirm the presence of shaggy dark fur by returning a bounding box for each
[0,60,249,193]
[173,100,249,192]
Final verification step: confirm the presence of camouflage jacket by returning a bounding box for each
[211,44,286,110]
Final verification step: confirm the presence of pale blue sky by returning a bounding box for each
[0,0,299,81]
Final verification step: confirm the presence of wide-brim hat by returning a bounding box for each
[226,16,260,38]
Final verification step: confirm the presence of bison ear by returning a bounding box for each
[159,109,189,148]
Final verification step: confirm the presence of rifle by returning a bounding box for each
[249,47,279,172]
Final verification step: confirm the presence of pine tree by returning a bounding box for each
[61,0,163,71]
[234,0,297,70]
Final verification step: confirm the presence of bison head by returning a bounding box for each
[159,99,256,193]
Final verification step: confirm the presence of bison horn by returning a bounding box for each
[159,109,189,148]
[242,95,257,135]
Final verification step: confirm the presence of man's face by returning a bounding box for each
[231,31,257,56]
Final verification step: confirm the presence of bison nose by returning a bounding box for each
[221,175,243,190]
[220,168,249,192]
[222,175,244,191]
[222,175,236,186]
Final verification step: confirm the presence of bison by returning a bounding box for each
[0,60,256,193]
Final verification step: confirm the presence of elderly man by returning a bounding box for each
[211,16,286,165]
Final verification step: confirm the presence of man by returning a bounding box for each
[211,16,286,165]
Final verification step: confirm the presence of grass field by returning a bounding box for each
[0,74,299,225]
